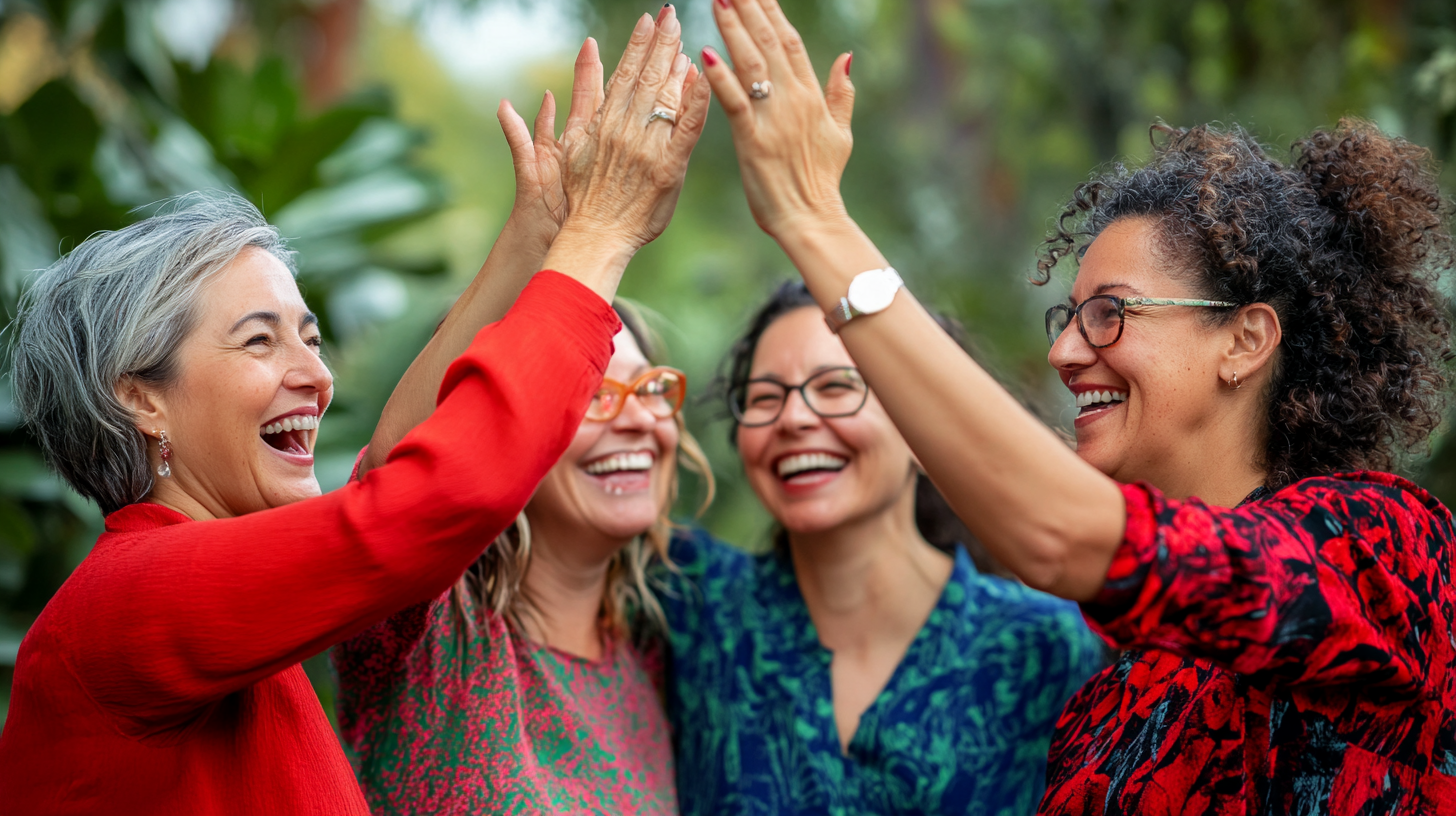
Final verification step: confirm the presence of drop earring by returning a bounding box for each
[1227,371,1241,390]
[156,429,172,478]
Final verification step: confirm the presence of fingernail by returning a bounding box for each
[702,47,719,67]
[845,53,853,76]
[716,0,730,8]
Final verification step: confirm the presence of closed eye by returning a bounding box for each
[245,334,270,347]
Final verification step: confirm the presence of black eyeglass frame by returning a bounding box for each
[727,366,870,428]
[1045,295,1238,349]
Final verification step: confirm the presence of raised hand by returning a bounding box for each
[700,0,855,240]
[497,92,567,249]
[541,7,711,298]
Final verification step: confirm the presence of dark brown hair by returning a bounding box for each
[1039,119,1454,487]
[716,280,1014,578]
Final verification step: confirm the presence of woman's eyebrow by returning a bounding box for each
[230,311,320,333]
[230,311,279,333]
[1093,282,1140,295]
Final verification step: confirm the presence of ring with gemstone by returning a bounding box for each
[646,108,678,126]
[749,80,772,100]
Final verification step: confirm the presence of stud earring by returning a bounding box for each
[156,429,172,478]
[1227,371,1241,390]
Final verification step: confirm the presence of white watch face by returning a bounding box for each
[847,269,901,314]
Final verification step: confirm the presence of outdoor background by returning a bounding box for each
[1,0,1453,728]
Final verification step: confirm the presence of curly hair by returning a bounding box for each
[1038,119,1454,488]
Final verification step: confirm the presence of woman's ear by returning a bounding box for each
[1220,303,1282,386]
[114,375,167,438]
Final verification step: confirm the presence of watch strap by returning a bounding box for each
[825,297,857,333]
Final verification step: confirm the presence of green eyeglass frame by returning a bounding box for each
[1045,295,1237,348]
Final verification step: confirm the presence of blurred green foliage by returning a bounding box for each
[1,0,1453,730]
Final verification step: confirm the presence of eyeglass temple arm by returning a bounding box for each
[1122,297,1238,307]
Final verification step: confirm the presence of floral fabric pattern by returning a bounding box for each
[1045,472,1456,814]
[333,596,677,816]
[661,529,1105,816]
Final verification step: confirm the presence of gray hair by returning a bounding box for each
[9,192,295,515]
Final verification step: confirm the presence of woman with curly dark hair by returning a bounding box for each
[696,0,1455,811]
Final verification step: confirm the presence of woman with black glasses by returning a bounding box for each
[659,281,1105,815]
[695,0,1456,812]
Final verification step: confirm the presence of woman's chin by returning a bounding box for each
[263,474,322,508]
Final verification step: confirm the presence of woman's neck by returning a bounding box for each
[518,528,622,661]
[787,486,952,655]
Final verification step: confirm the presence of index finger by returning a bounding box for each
[565,38,604,137]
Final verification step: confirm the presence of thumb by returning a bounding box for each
[533,90,557,145]
[825,53,855,133]
[497,99,535,169]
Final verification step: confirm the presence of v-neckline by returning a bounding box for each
[762,546,969,757]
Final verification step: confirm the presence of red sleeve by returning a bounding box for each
[1082,473,1451,696]
[59,271,618,732]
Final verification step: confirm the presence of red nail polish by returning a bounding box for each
[702,47,719,67]
[716,0,730,8]
[845,53,853,76]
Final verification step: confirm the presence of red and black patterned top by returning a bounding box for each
[1042,472,1456,815]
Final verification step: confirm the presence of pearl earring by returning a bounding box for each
[156,429,173,478]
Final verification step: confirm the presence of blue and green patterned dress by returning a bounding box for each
[660,528,1105,816]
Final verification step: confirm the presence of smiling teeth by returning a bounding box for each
[1076,390,1128,408]
[777,452,848,478]
[262,415,319,435]
[584,451,654,475]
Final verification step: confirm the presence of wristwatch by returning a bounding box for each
[824,267,904,333]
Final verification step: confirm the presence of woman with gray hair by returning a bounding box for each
[0,14,709,814]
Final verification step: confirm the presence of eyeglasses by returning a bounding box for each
[728,366,869,427]
[1045,295,1237,348]
[587,366,686,422]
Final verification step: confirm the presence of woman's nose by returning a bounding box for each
[611,392,658,431]
[776,388,820,431]
[286,341,334,394]
[1048,320,1097,373]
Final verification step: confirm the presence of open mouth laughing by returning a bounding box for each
[260,408,320,463]
[581,450,656,496]
[1073,387,1127,425]
[774,451,848,489]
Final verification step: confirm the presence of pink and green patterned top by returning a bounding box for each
[332,595,677,815]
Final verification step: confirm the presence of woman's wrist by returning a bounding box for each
[502,209,558,257]
[539,223,638,301]
[773,215,890,312]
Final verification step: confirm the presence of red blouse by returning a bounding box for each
[0,271,620,815]
[1043,472,1456,814]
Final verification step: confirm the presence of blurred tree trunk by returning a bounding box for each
[303,0,363,109]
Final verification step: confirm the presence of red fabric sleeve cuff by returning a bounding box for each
[1079,481,1162,646]
[498,270,621,379]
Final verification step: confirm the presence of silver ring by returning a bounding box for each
[646,108,677,126]
[749,80,772,100]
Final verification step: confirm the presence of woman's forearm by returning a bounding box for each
[775,219,1126,600]
[361,216,550,477]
